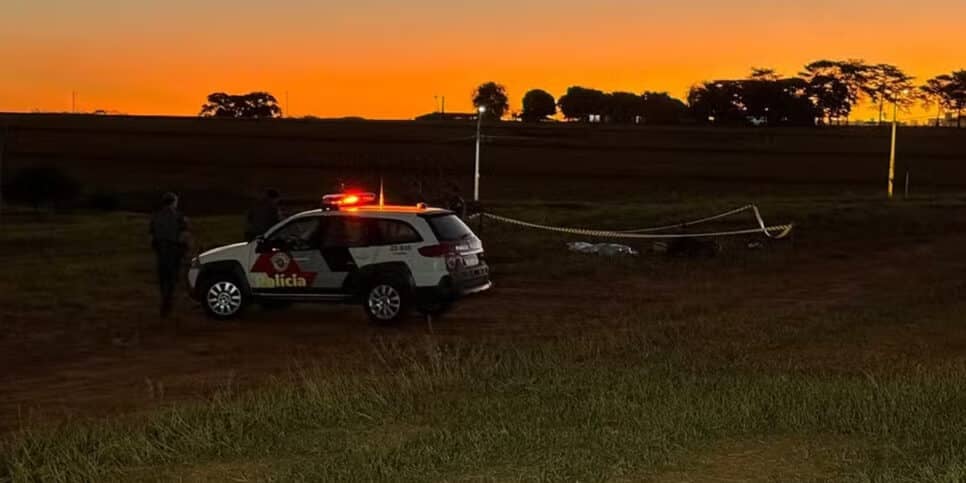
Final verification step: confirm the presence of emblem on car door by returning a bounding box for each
[270,252,292,272]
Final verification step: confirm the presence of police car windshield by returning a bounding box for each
[426,215,473,242]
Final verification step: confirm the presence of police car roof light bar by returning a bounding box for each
[322,192,377,210]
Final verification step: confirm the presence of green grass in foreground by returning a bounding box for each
[3,334,966,482]
[4,198,966,481]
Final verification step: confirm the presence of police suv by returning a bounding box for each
[188,192,491,324]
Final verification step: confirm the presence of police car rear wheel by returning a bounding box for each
[364,281,408,324]
[204,279,245,319]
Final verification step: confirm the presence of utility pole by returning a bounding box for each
[441,96,445,115]
[888,100,897,199]
[474,106,485,201]
[887,90,908,199]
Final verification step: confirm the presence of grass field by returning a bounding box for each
[2,113,966,481]
[3,114,966,214]
[7,337,966,481]
[3,193,966,481]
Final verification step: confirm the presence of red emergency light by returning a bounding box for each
[322,192,377,209]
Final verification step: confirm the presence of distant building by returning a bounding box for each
[415,112,480,121]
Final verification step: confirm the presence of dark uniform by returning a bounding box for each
[150,198,188,318]
[447,193,467,219]
[443,184,467,219]
[245,192,282,241]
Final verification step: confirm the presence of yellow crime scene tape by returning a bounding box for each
[471,205,794,240]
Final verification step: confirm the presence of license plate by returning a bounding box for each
[463,254,479,267]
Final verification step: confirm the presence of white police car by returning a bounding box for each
[188,192,491,324]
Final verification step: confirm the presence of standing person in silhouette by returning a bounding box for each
[149,192,189,321]
[444,182,467,219]
[245,188,283,241]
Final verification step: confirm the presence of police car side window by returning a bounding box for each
[374,219,422,245]
[323,217,371,248]
[268,217,321,250]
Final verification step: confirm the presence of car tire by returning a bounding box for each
[362,276,411,325]
[201,275,247,320]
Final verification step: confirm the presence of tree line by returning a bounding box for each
[471,82,689,125]
[470,61,965,127]
[195,60,965,127]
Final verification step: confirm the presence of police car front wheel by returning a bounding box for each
[364,281,409,324]
[203,278,246,319]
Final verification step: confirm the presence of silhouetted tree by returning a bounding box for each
[860,64,914,124]
[922,71,966,127]
[749,68,780,81]
[604,92,643,123]
[199,92,282,118]
[921,75,954,127]
[800,60,869,124]
[778,78,820,126]
[640,92,689,124]
[558,86,607,122]
[741,72,817,126]
[689,71,817,126]
[520,89,556,122]
[688,81,746,125]
[943,71,966,128]
[953,70,966,127]
[806,74,852,125]
[472,82,509,120]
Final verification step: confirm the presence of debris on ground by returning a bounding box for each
[567,242,639,256]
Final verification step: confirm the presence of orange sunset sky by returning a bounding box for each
[1,0,964,121]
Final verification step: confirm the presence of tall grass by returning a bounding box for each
[3,332,966,482]
[5,199,966,481]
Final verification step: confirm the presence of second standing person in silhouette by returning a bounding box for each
[245,188,283,242]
